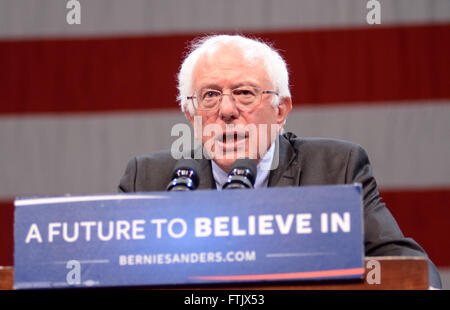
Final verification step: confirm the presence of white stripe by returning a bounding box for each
[0,110,187,198]
[14,194,168,206]
[286,101,450,189]
[1,101,449,199]
[0,0,448,39]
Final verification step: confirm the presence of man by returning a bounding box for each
[119,34,441,288]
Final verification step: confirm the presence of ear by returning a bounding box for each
[276,96,292,129]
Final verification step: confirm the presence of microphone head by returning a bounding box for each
[223,158,257,189]
[166,159,201,191]
[230,158,257,180]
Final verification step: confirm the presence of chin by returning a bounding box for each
[205,139,261,170]
[213,150,260,172]
[214,158,235,172]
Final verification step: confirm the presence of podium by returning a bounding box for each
[0,256,428,289]
[9,186,431,289]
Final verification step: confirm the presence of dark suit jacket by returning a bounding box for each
[119,132,442,288]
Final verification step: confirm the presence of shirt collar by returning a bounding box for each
[211,142,275,189]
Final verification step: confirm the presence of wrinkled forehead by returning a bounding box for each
[193,43,270,86]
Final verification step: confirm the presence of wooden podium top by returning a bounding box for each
[0,256,428,290]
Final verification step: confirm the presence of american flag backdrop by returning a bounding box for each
[0,0,449,286]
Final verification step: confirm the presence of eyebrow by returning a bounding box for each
[232,81,260,89]
[197,83,222,90]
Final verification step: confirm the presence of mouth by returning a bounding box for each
[215,131,248,153]
[219,131,248,144]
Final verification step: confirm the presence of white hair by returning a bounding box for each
[177,34,291,116]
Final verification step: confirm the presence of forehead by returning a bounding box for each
[192,44,271,89]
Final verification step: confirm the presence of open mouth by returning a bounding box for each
[220,131,247,144]
[208,129,255,158]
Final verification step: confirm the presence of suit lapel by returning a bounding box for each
[268,134,301,187]
[188,146,216,190]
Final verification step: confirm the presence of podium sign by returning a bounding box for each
[14,185,364,289]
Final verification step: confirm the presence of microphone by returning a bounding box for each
[222,158,257,190]
[166,159,201,191]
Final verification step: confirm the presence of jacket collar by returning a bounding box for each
[190,147,217,190]
[267,133,301,187]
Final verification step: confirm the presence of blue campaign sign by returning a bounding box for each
[14,185,364,289]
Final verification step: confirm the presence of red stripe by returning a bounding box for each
[0,24,449,115]
[1,187,449,267]
[0,201,13,266]
[380,187,450,268]
[190,267,365,281]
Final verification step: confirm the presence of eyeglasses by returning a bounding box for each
[187,86,278,112]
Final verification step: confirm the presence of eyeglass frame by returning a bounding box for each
[187,86,279,112]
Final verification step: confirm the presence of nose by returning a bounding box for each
[218,93,239,122]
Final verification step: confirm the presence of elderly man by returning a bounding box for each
[119,34,441,288]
